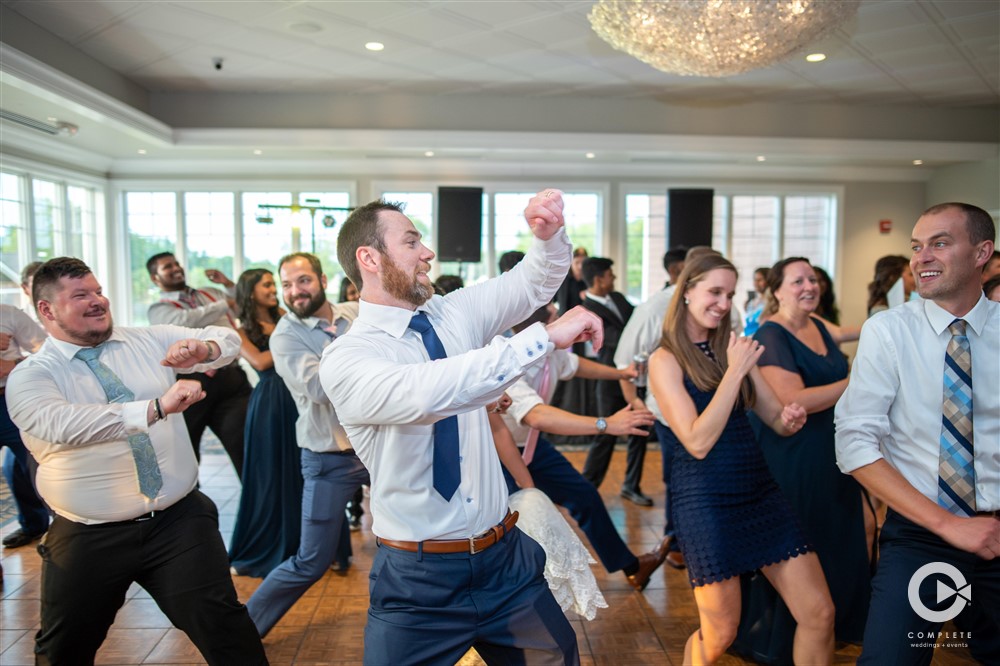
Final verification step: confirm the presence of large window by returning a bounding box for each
[0,171,104,308]
[624,190,838,309]
[126,192,178,325]
[184,192,236,286]
[243,192,294,275]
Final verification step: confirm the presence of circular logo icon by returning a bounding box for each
[907,562,971,623]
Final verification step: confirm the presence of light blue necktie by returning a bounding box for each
[75,346,163,499]
[938,319,975,516]
[408,312,461,501]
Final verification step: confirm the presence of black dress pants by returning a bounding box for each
[181,364,251,479]
[35,491,267,666]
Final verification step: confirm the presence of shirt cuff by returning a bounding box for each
[122,400,151,434]
[509,322,550,368]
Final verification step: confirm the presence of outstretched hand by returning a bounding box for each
[545,306,603,353]
[523,189,565,241]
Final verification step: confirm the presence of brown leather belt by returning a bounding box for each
[377,511,518,555]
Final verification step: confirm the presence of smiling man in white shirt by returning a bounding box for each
[7,257,266,665]
[835,203,999,665]
[322,189,602,665]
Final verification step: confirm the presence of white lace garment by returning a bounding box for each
[508,488,608,620]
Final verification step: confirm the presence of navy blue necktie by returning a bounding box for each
[408,312,461,501]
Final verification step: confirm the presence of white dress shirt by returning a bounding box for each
[271,302,358,453]
[502,348,578,445]
[321,229,571,542]
[6,325,240,524]
[613,286,676,424]
[0,304,47,389]
[835,296,999,511]
[149,286,235,329]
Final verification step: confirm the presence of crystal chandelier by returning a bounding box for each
[589,0,860,78]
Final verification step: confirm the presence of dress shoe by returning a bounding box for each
[620,487,654,507]
[665,550,686,570]
[2,528,45,549]
[626,539,670,591]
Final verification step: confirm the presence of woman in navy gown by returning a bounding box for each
[648,253,834,665]
[229,269,303,577]
[734,258,869,664]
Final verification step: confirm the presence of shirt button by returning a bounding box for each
[459,456,463,463]
[536,342,543,350]
[466,498,473,503]
[497,375,505,382]
[527,350,534,357]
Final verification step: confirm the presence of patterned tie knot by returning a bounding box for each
[75,346,102,363]
[949,319,967,337]
[408,312,432,334]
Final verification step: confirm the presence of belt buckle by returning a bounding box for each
[469,535,479,555]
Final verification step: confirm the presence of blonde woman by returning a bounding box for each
[648,253,833,665]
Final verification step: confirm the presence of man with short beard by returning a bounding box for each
[6,257,266,665]
[322,190,604,665]
[836,203,999,664]
[146,252,251,478]
[243,252,365,638]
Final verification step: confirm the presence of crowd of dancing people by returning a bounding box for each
[0,190,997,665]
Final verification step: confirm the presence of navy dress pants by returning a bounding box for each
[0,394,49,535]
[365,526,579,666]
[501,436,636,573]
[653,422,680,554]
[857,511,1000,666]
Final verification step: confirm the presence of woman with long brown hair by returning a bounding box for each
[867,254,915,316]
[228,269,303,577]
[648,254,833,665]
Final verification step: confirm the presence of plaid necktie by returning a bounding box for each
[408,312,460,501]
[937,319,976,516]
[76,346,163,499]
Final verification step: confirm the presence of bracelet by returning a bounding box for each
[154,398,165,421]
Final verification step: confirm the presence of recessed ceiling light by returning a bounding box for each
[913,159,923,165]
[46,116,58,123]
[137,149,147,155]
[806,53,826,63]
[756,155,766,162]
[424,151,434,157]
[585,152,596,159]
[365,42,385,51]
[289,22,322,34]
[253,149,263,155]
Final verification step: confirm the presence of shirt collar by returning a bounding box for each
[923,294,991,336]
[358,299,423,339]
[47,328,129,361]
[586,292,610,306]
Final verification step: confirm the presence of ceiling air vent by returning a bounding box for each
[0,110,78,136]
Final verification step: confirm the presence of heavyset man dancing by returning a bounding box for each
[321,189,602,665]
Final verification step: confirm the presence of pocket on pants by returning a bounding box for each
[302,469,338,522]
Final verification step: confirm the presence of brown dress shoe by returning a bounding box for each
[665,550,686,570]
[626,537,670,591]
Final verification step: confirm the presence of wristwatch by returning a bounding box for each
[595,417,608,434]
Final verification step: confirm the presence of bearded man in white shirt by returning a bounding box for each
[322,189,602,665]
[7,257,266,665]
[835,203,999,665]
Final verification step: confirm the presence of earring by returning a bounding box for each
[684,297,690,305]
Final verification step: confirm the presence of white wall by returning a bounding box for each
[926,158,1000,219]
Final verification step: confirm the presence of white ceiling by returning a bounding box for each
[3,0,998,106]
[0,1,997,179]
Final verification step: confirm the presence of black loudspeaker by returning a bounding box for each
[668,189,714,249]
[437,187,483,262]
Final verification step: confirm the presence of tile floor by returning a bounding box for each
[0,445,977,665]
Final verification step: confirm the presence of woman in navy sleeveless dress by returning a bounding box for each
[228,269,303,577]
[734,258,868,664]
[648,253,834,665]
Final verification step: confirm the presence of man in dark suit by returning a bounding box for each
[579,257,652,506]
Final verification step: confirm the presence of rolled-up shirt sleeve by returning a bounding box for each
[834,320,899,474]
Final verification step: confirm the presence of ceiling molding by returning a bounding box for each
[0,44,173,145]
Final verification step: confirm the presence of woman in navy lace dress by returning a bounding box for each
[648,253,834,665]
[228,269,303,577]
